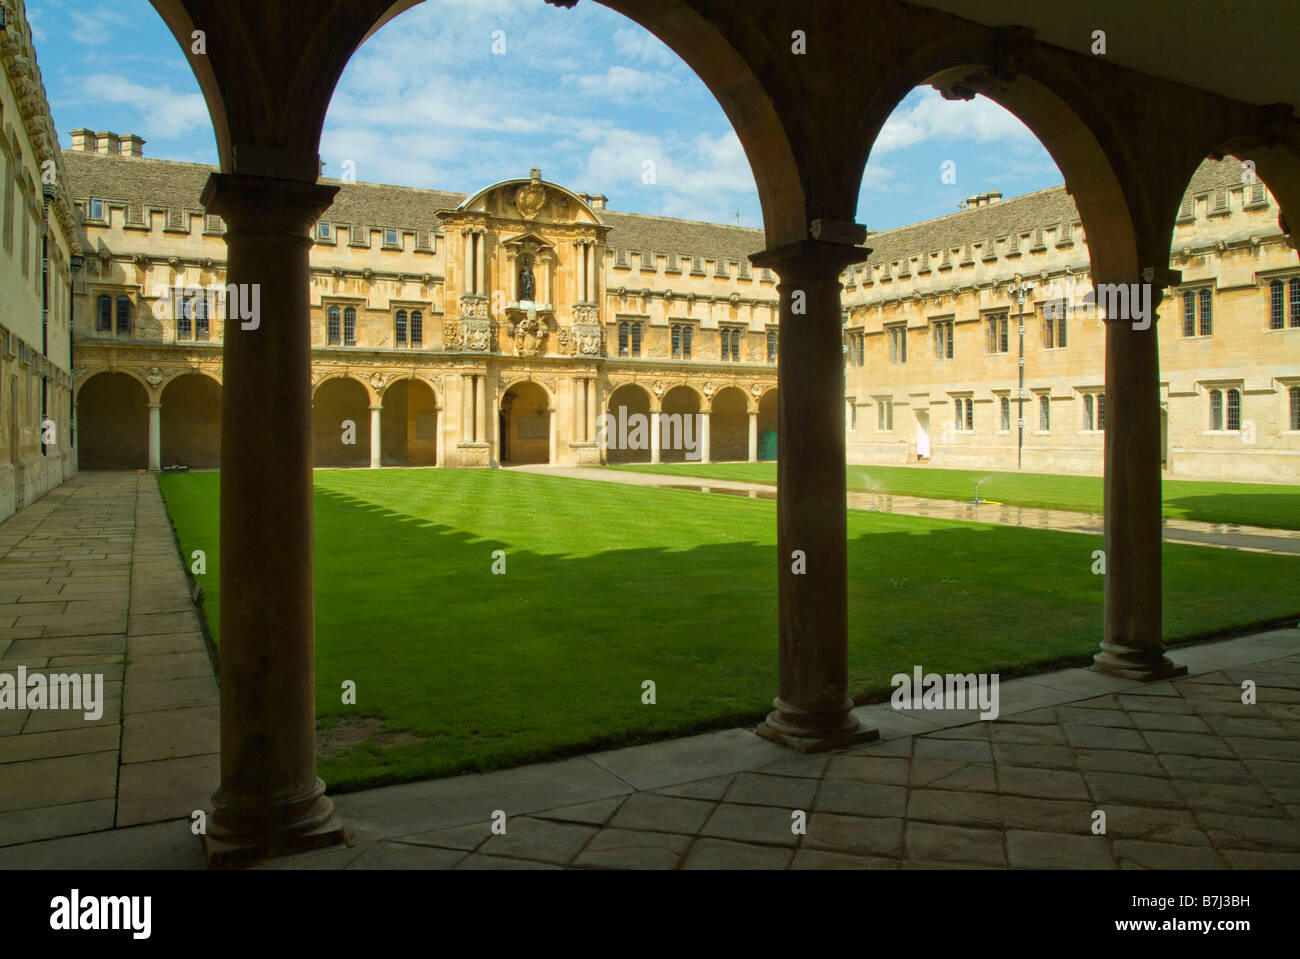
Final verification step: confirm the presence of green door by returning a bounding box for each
[758,429,777,461]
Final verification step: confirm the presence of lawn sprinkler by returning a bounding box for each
[969,479,985,505]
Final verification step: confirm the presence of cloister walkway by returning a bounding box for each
[0,473,1296,868]
[516,465,1300,557]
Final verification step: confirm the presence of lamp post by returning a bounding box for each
[1011,277,1033,470]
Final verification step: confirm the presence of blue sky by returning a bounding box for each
[31,0,1063,232]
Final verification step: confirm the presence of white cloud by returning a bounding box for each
[68,5,131,46]
[569,66,670,101]
[610,26,679,68]
[80,74,210,139]
[872,89,1037,154]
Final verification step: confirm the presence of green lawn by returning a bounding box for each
[607,462,1300,530]
[157,469,1300,793]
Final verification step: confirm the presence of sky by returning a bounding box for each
[30,0,1064,233]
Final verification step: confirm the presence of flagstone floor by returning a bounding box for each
[0,473,1297,869]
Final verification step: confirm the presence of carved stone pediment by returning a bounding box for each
[572,321,605,357]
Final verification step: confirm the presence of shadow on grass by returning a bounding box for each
[296,480,1300,793]
[1161,492,1300,530]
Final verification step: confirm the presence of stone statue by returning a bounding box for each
[518,256,535,302]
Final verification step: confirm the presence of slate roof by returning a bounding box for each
[60,150,1257,268]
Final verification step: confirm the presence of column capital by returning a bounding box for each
[750,235,870,280]
[200,173,338,237]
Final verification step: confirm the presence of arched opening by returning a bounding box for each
[659,385,701,464]
[709,387,749,462]
[76,373,148,471]
[604,384,652,464]
[381,379,438,466]
[757,388,777,461]
[312,377,370,467]
[1160,152,1300,481]
[500,381,550,465]
[160,374,222,468]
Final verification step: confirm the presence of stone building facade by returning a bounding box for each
[844,159,1300,480]
[0,3,79,522]
[63,138,1297,482]
[63,141,780,471]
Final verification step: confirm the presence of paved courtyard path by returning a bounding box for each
[0,473,217,850]
[0,472,1296,869]
[517,465,1300,556]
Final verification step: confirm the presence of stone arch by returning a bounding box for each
[709,386,749,462]
[757,388,778,461]
[855,46,1141,282]
[499,380,550,465]
[377,373,438,404]
[312,376,370,467]
[160,373,222,468]
[73,367,150,403]
[659,385,703,464]
[76,372,148,470]
[499,375,555,407]
[159,367,223,393]
[604,383,652,465]
[380,377,439,466]
[312,372,377,407]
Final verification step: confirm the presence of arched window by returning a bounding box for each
[195,293,210,340]
[1291,278,1300,328]
[1039,394,1050,431]
[177,294,193,339]
[395,309,407,346]
[95,295,112,332]
[1271,280,1286,330]
[327,306,341,345]
[630,322,641,357]
[1209,389,1223,430]
[618,321,629,356]
[410,310,423,346]
[999,396,1010,431]
[115,296,132,334]
[1290,387,1300,431]
[1097,393,1106,430]
[1083,393,1094,431]
[1226,388,1241,431]
[1182,291,1195,337]
[343,307,356,346]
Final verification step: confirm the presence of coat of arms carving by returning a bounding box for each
[515,168,546,220]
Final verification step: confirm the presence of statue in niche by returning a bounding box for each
[518,255,536,303]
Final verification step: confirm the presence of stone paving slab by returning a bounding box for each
[0,474,218,849]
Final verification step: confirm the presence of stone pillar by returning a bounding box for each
[541,254,551,307]
[589,242,599,303]
[750,234,878,752]
[548,406,557,464]
[460,374,473,444]
[1093,272,1187,681]
[369,405,382,469]
[699,410,711,464]
[748,410,759,462]
[147,402,161,472]
[464,232,474,296]
[199,171,342,862]
[650,411,661,464]
[475,373,487,449]
[475,231,485,297]
[435,403,445,467]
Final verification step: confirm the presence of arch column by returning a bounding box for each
[1093,266,1187,681]
[147,401,161,472]
[199,171,342,862]
[650,410,661,464]
[751,234,878,752]
[748,410,758,462]
[369,404,382,469]
[699,409,711,463]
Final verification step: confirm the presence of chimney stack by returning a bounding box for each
[70,128,95,152]
[95,131,120,155]
[987,190,1002,203]
[589,193,608,210]
[120,134,145,157]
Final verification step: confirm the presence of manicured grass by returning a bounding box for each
[157,469,1300,793]
[607,462,1300,529]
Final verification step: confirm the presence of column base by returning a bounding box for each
[203,779,344,868]
[755,698,878,753]
[1091,641,1188,682]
